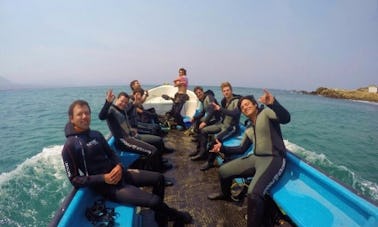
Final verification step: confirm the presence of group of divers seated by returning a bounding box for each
[61,68,291,227]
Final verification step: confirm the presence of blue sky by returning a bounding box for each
[1,0,377,90]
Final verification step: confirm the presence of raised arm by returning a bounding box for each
[259,89,290,124]
[98,89,115,120]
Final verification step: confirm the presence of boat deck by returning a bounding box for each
[162,130,247,226]
[140,129,247,226]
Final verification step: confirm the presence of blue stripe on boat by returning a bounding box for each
[271,151,378,227]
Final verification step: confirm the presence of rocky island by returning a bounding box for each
[300,86,378,103]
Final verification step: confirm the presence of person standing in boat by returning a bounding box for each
[173,67,188,94]
[62,99,192,226]
[191,82,241,170]
[98,90,172,174]
[207,89,290,227]
[162,68,189,130]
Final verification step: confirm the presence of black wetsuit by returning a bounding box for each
[98,100,164,172]
[128,102,163,136]
[61,123,183,226]
[217,99,290,226]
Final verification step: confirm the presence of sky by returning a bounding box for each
[0,0,377,91]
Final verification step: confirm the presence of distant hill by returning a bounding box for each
[0,76,33,91]
[299,86,378,102]
[0,76,13,90]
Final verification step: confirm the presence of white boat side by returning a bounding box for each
[143,84,199,118]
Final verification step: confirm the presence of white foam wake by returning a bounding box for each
[0,145,65,185]
[0,145,71,226]
[284,140,378,202]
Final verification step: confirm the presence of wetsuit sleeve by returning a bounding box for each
[266,99,291,124]
[219,99,240,118]
[221,134,253,155]
[62,139,105,188]
[98,100,112,120]
[202,96,217,124]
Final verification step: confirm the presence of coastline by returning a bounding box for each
[298,86,378,103]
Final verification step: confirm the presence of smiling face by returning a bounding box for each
[240,99,258,118]
[194,88,205,100]
[70,104,91,131]
[115,95,129,110]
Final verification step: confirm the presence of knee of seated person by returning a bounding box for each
[218,166,228,179]
[150,195,163,209]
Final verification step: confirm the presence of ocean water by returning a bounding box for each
[0,85,377,226]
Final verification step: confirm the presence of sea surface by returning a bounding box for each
[0,85,377,226]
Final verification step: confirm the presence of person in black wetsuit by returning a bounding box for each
[98,90,172,174]
[130,79,149,103]
[129,89,164,136]
[207,89,290,227]
[61,100,192,226]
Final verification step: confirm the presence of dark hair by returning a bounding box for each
[193,86,203,92]
[68,100,91,117]
[129,80,138,90]
[133,89,143,95]
[237,95,258,110]
[179,68,186,75]
[118,92,130,99]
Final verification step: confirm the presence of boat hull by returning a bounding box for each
[221,128,378,226]
[271,150,378,227]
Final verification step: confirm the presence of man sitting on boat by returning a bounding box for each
[62,99,193,226]
[189,86,221,155]
[129,79,149,104]
[191,82,242,171]
[207,89,290,227]
[128,89,165,137]
[98,90,173,175]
